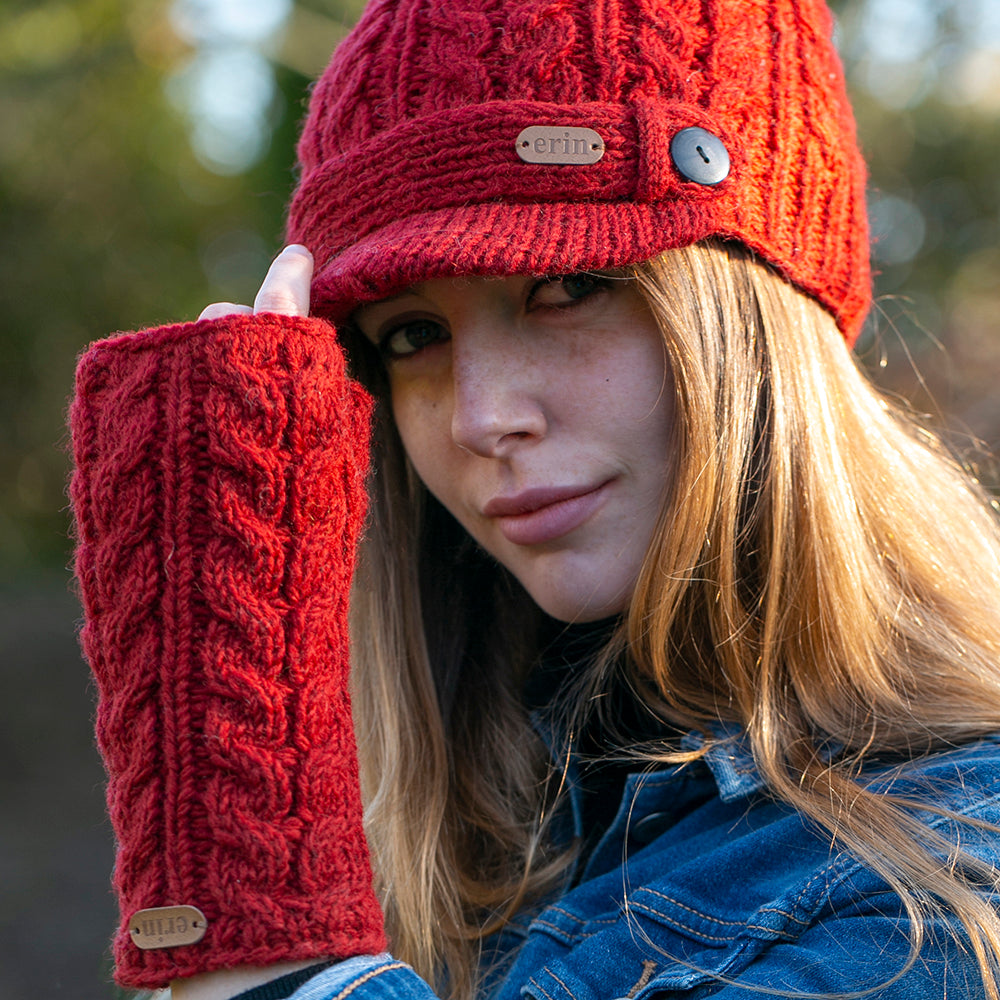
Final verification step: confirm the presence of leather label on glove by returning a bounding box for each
[128,906,208,950]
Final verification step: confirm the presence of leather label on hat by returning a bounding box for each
[128,905,208,950]
[516,126,605,164]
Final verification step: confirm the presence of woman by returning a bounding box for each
[70,1,1000,998]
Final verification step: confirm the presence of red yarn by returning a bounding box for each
[286,0,871,345]
[70,314,385,988]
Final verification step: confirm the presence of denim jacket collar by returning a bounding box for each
[680,721,767,801]
[532,708,768,806]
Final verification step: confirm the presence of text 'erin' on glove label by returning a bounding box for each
[128,905,208,950]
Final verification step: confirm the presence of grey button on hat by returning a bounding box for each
[670,127,731,185]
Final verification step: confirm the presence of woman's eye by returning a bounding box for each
[530,273,611,308]
[380,318,449,359]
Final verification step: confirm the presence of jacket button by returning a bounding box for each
[669,127,730,185]
[628,811,672,846]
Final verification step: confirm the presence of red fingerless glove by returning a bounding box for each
[69,313,386,988]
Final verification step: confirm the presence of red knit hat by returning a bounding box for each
[287,0,871,345]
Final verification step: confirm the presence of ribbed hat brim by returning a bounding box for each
[305,197,867,345]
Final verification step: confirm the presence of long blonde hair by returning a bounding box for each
[343,241,1000,999]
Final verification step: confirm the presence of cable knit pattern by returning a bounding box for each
[70,313,385,988]
[287,0,870,344]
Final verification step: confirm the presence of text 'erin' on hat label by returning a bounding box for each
[515,126,605,165]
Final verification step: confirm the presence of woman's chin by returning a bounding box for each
[524,580,631,624]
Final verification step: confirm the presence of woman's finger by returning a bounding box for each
[198,302,254,321]
[253,244,314,317]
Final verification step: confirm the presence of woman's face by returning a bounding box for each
[355,272,675,622]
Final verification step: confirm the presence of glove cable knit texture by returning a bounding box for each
[70,313,385,988]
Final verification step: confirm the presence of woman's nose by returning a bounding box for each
[449,328,547,457]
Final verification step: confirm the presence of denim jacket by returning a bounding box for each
[285,731,1000,1000]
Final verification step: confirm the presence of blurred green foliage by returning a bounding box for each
[1,0,998,583]
[831,0,1000,447]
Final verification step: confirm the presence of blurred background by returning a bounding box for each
[1,0,998,996]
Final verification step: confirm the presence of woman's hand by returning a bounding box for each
[198,244,314,321]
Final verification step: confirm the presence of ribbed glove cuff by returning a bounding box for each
[70,313,385,988]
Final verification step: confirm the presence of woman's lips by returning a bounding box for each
[484,482,611,546]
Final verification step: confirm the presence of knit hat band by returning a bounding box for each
[290,99,740,304]
[289,99,731,234]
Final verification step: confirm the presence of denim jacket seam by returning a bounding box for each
[326,962,411,1000]
[631,887,749,927]
[784,782,1000,920]
[742,923,799,940]
[625,900,744,943]
[543,906,589,925]
[547,968,580,1000]
[540,876,828,944]
[526,975,559,1000]
[628,898,804,944]
[754,906,811,927]
[531,914,617,939]
[543,906,620,928]
[634,853,866,938]
[531,918,590,940]
[537,899,805,948]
